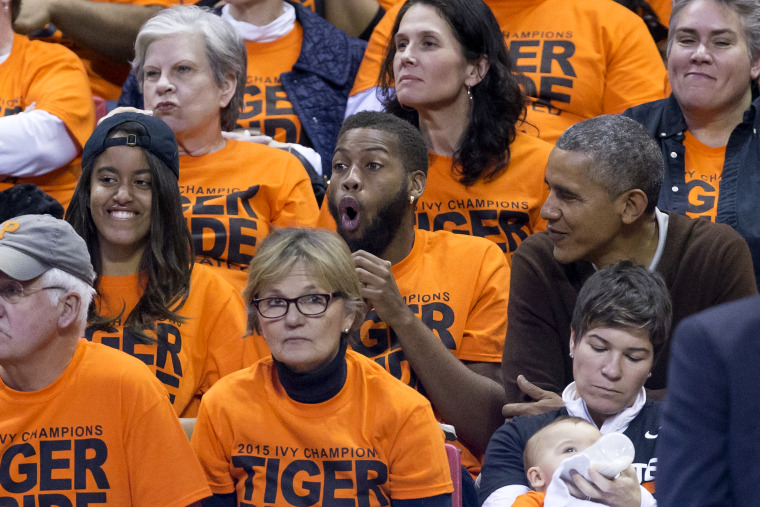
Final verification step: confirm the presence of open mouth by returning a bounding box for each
[339,196,361,232]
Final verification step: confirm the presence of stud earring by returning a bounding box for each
[647,372,652,378]
[343,328,350,334]
[409,195,415,205]
[569,352,575,359]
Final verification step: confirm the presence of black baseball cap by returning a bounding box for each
[82,112,180,179]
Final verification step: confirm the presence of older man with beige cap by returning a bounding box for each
[0,214,212,505]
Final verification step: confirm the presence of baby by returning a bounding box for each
[514,417,602,506]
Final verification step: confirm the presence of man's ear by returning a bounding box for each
[527,466,548,491]
[619,189,649,225]
[408,170,427,202]
[57,292,82,329]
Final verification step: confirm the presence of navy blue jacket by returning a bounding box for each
[119,1,366,178]
[658,295,760,506]
[623,95,760,289]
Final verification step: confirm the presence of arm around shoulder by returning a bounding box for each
[502,236,573,402]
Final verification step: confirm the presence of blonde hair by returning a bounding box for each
[243,228,364,334]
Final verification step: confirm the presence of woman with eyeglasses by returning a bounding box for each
[191,227,455,506]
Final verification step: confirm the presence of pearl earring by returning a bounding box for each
[409,195,415,205]
[569,352,575,359]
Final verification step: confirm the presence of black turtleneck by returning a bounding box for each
[272,339,348,403]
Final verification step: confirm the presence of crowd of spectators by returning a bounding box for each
[1,0,759,505]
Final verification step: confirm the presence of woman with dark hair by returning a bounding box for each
[378,0,552,259]
[65,112,255,418]
[192,227,454,506]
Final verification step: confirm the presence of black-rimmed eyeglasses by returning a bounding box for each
[252,292,341,318]
[0,280,67,304]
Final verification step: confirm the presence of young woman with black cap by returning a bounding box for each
[65,112,261,418]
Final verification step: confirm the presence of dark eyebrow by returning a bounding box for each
[586,333,651,354]
[395,29,443,40]
[334,146,390,155]
[94,167,151,175]
[550,182,579,198]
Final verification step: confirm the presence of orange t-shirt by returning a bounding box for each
[86,265,253,417]
[237,26,304,144]
[351,0,666,143]
[192,350,453,503]
[377,0,403,9]
[0,34,95,209]
[512,490,546,506]
[683,131,726,222]
[0,340,211,505]
[417,133,551,260]
[649,0,672,27]
[179,139,319,291]
[350,228,509,475]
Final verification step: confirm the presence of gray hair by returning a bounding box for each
[133,5,247,132]
[39,268,96,333]
[668,0,760,61]
[555,115,663,213]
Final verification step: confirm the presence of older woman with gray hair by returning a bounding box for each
[122,5,318,292]
[623,0,760,290]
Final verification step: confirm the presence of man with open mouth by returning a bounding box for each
[327,111,510,496]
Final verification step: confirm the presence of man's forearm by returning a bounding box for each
[50,0,162,62]
[389,313,505,456]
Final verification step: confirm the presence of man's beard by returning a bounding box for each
[330,185,408,257]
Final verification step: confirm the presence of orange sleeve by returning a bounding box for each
[350,3,402,95]
[512,491,546,507]
[13,34,95,149]
[457,240,509,363]
[184,266,249,416]
[600,7,667,115]
[316,183,338,230]
[270,150,320,228]
[92,0,180,6]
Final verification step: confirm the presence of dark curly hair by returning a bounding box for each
[65,121,193,344]
[378,0,526,186]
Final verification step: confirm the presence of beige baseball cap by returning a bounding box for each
[0,214,95,286]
